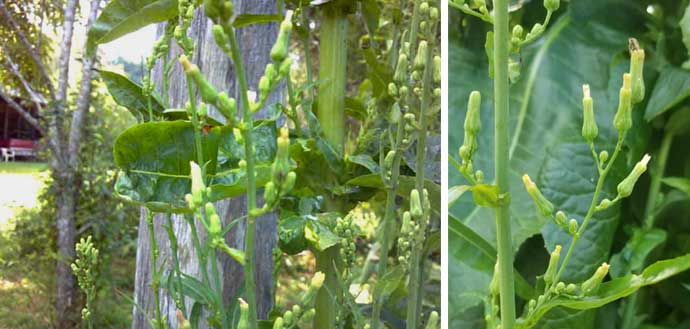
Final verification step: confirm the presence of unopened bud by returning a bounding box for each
[394,54,409,83]
[544,245,561,284]
[522,174,554,217]
[617,154,651,198]
[555,211,567,227]
[410,189,423,218]
[568,219,578,235]
[311,271,325,289]
[629,39,645,104]
[544,0,560,11]
[581,263,609,295]
[414,41,428,71]
[581,84,598,143]
[613,73,633,132]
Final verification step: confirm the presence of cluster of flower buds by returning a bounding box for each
[71,235,99,322]
[203,0,234,24]
[459,91,481,174]
[255,12,294,112]
[398,188,432,266]
[179,55,238,122]
[141,23,175,111]
[174,0,196,54]
[271,272,324,329]
[335,214,359,267]
[258,126,296,214]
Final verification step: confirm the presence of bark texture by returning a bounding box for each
[132,2,281,327]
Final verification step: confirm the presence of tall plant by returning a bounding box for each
[86,0,441,328]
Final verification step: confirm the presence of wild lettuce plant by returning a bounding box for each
[449,0,690,328]
[85,0,440,328]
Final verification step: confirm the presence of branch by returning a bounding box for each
[0,0,55,97]
[0,87,43,134]
[1,45,47,106]
[68,0,102,168]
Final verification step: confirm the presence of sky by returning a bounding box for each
[99,25,157,64]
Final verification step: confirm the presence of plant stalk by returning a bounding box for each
[225,24,259,329]
[644,132,673,228]
[314,4,349,329]
[492,0,516,328]
[146,211,164,329]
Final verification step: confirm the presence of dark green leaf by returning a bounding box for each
[99,70,165,119]
[645,66,690,120]
[662,177,690,197]
[347,153,379,173]
[304,219,340,252]
[345,174,441,214]
[87,0,179,54]
[609,228,667,277]
[277,216,309,255]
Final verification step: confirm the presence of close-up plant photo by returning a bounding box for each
[449,0,690,328]
[0,0,440,328]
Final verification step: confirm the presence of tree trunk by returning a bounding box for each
[132,2,281,328]
[55,172,78,329]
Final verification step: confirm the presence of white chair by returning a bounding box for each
[1,148,15,162]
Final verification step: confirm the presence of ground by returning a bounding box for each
[0,162,47,230]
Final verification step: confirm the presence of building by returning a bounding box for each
[0,96,41,160]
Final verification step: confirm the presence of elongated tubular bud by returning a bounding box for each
[410,189,423,218]
[272,127,291,183]
[522,174,555,216]
[394,54,409,83]
[281,171,296,193]
[270,12,293,62]
[216,92,237,120]
[190,161,205,205]
[414,41,428,71]
[212,25,229,50]
[613,74,633,133]
[555,211,567,227]
[180,55,219,104]
[264,181,277,205]
[237,299,249,329]
[568,219,578,235]
[465,91,482,134]
[433,56,441,83]
[489,261,500,295]
[629,39,645,104]
[581,84,598,143]
[424,311,439,329]
[617,154,651,198]
[581,263,609,295]
[272,317,284,329]
[544,245,561,284]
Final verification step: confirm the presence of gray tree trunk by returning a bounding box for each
[132,2,281,328]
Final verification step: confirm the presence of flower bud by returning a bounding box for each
[598,198,611,210]
[433,56,441,83]
[208,214,222,237]
[566,283,577,294]
[190,161,205,204]
[599,150,609,164]
[271,13,292,62]
[281,171,296,193]
[475,170,484,182]
[212,25,229,49]
[420,2,430,15]
[311,271,325,289]
[237,299,249,329]
[180,55,219,104]
[544,0,560,11]
[414,41,428,71]
[617,154,651,198]
[388,83,398,96]
[279,57,292,76]
[581,84,598,143]
[394,54,409,83]
[544,245,561,284]
[629,39,645,104]
[259,75,271,99]
[555,281,566,293]
[522,174,555,217]
[465,91,482,134]
[425,311,439,329]
[410,189,423,218]
[613,73,633,133]
[568,219,578,235]
[512,25,524,39]
[264,181,277,205]
[489,261,499,295]
[283,310,293,324]
[555,211,567,227]
[430,8,439,21]
[272,317,284,329]
[581,263,609,295]
[216,92,237,120]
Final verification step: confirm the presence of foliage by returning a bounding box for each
[449,0,690,328]
[87,0,440,328]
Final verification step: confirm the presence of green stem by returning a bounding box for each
[371,120,405,329]
[492,0,516,328]
[316,5,348,153]
[644,132,673,228]
[225,24,259,329]
[164,214,185,313]
[146,211,164,329]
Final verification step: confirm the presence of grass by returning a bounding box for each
[0,162,48,174]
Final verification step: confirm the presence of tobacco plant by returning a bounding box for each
[450,0,690,328]
[85,0,440,328]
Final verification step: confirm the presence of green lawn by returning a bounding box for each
[0,162,48,174]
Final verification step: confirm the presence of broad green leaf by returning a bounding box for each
[662,177,690,197]
[345,174,441,213]
[87,0,179,54]
[373,265,405,301]
[217,123,277,168]
[99,70,165,119]
[521,253,690,327]
[644,66,690,120]
[232,14,281,28]
[113,121,220,212]
[448,185,470,207]
[610,228,667,277]
[304,220,340,252]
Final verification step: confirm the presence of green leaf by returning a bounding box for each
[87,0,179,54]
[448,185,470,207]
[609,228,667,277]
[345,174,441,214]
[113,121,220,212]
[277,216,309,255]
[99,70,165,119]
[644,66,690,121]
[304,219,340,252]
[523,253,690,326]
[469,184,504,208]
[662,177,690,197]
[373,265,405,302]
[217,123,277,169]
[680,3,690,69]
[232,14,282,28]
[347,153,379,173]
